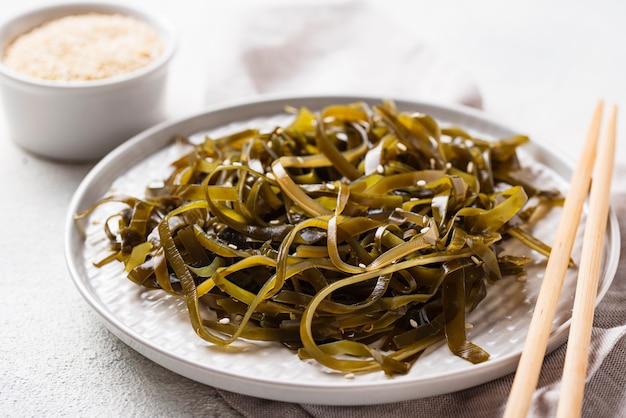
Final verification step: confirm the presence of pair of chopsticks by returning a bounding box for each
[504,101,618,418]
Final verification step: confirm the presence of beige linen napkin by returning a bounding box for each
[206,2,626,417]
[203,1,482,109]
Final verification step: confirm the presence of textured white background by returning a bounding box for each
[1,0,625,417]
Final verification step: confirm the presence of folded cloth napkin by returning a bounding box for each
[206,2,626,417]
[203,1,482,109]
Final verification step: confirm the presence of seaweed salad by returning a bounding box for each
[76,100,562,376]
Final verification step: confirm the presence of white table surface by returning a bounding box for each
[2,0,624,417]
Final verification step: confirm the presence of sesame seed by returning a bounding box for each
[470,255,481,264]
[466,161,474,173]
[377,164,385,174]
[148,180,165,189]
[218,317,230,325]
[228,243,238,250]
[465,323,474,329]
[397,143,408,152]
[409,319,418,328]
[326,182,336,190]
[429,158,436,169]
[358,263,367,268]
[344,373,355,379]
[420,227,430,234]
[416,180,427,187]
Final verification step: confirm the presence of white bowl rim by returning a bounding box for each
[0,1,177,90]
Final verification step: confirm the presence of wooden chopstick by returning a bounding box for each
[503,101,605,418]
[556,104,618,418]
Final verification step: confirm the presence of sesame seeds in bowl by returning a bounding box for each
[3,12,164,82]
[0,3,177,161]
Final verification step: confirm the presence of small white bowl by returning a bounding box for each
[0,2,177,162]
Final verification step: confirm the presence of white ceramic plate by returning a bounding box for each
[65,95,620,405]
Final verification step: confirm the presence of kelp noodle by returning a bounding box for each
[76,101,563,376]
